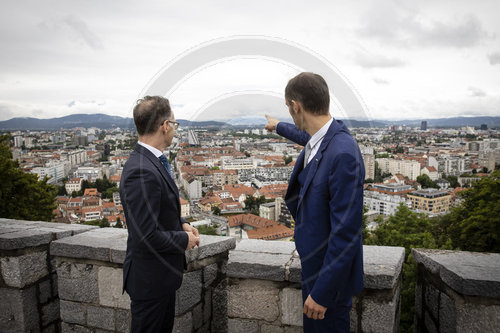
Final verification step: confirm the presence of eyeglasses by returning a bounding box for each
[167,120,180,130]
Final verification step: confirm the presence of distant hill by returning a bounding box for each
[0,114,498,130]
[382,116,500,128]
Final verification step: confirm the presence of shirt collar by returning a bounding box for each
[308,117,333,149]
[137,141,163,158]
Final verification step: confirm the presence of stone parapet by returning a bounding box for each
[51,227,236,333]
[413,248,500,332]
[226,239,405,333]
[0,218,97,333]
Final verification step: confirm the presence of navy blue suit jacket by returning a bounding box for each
[120,144,188,301]
[277,120,364,307]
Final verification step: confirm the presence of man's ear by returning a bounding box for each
[291,100,302,114]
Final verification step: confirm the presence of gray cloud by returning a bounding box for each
[487,52,500,65]
[373,77,390,84]
[38,15,104,50]
[355,52,405,68]
[468,86,486,97]
[358,2,489,48]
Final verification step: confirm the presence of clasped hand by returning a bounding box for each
[303,294,327,320]
[183,223,200,250]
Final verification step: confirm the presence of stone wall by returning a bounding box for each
[0,218,97,333]
[413,249,500,332]
[226,239,405,333]
[49,227,236,333]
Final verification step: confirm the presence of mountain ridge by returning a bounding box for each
[0,114,498,130]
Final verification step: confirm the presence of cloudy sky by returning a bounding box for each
[1,0,499,122]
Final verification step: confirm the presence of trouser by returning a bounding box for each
[302,287,352,333]
[130,292,176,333]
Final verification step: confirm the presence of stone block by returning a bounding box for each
[116,309,131,333]
[60,300,86,325]
[227,251,290,281]
[350,296,359,332]
[0,286,39,332]
[173,311,192,333]
[456,303,500,332]
[61,322,92,332]
[203,288,212,323]
[288,258,301,283]
[110,241,127,264]
[98,266,130,309]
[415,282,423,318]
[0,229,52,250]
[1,250,49,287]
[87,305,115,331]
[58,262,99,303]
[228,279,280,322]
[41,300,60,325]
[212,279,227,333]
[284,326,303,333]
[439,292,456,333]
[235,239,295,255]
[361,285,400,333]
[42,322,57,333]
[424,310,438,333]
[203,263,218,287]
[363,245,405,289]
[192,303,203,330]
[191,235,236,262]
[39,278,52,304]
[424,284,439,319]
[412,248,500,298]
[261,324,285,333]
[175,270,202,315]
[51,272,58,298]
[51,234,113,262]
[280,288,303,326]
[228,318,259,333]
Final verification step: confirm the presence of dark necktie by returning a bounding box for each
[158,154,173,178]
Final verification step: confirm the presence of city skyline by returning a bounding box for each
[1,0,499,122]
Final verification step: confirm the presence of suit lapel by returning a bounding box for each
[135,145,180,202]
[296,120,343,209]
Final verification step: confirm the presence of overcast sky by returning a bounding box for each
[1,0,499,122]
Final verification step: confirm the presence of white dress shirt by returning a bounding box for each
[305,118,333,166]
[137,141,163,158]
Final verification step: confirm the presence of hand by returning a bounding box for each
[185,231,200,250]
[265,114,280,132]
[183,223,200,246]
[303,294,327,320]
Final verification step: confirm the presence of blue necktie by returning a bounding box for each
[158,154,173,178]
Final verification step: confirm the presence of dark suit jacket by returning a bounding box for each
[277,120,365,307]
[120,144,188,301]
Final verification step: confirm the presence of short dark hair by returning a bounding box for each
[285,72,330,115]
[133,96,172,136]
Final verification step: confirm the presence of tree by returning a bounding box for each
[283,155,293,165]
[364,204,452,333]
[438,171,500,253]
[244,195,267,215]
[0,135,57,221]
[114,217,123,228]
[416,174,438,189]
[99,217,110,228]
[211,206,221,216]
[197,224,218,235]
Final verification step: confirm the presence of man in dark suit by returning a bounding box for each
[120,96,200,333]
[265,72,365,332]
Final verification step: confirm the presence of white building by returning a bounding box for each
[74,166,102,182]
[376,158,421,180]
[31,161,69,184]
[182,175,202,199]
[363,191,410,216]
[65,178,83,194]
[420,166,439,181]
[221,157,255,170]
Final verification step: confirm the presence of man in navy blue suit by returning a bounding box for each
[120,96,200,332]
[265,72,365,332]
